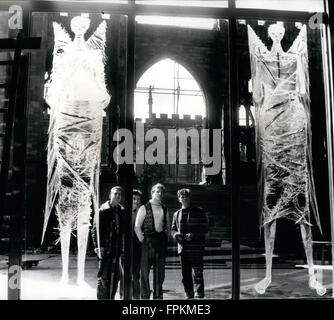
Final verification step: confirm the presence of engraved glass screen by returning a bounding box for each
[237,19,331,298]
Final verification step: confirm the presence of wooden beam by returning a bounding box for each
[0,38,41,51]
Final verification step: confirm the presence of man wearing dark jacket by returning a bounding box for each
[131,189,143,299]
[91,186,125,300]
[171,188,209,299]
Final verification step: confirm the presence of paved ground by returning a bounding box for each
[0,253,333,300]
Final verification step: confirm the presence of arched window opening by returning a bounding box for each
[135,58,206,120]
[134,58,207,186]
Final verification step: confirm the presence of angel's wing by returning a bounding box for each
[86,20,110,107]
[247,25,270,104]
[51,22,72,72]
[46,22,72,106]
[247,25,270,58]
[86,20,107,51]
[287,24,308,57]
[287,25,321,232]
[288,24,309,97]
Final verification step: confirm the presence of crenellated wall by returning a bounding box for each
[135,112,205,124]
[133,112,205,186]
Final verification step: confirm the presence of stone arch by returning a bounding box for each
[135,53,210,119]
[134,55,209,185]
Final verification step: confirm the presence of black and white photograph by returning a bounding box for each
[0,0,334,308]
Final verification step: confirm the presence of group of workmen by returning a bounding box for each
[91,183,209,300]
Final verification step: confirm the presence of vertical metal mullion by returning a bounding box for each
[21,0,32,277]
[329,0,334,299]
[6,31,22,301]
[228,0,240,300]
[8,56,28,301]
[323,0,334,299]
[122,0,135,300]
[7,3,32,299]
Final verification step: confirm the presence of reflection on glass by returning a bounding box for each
[239,105,246,126]
[236,0,324,12]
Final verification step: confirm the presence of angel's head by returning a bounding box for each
[70,16,90,37]
[268,23,285,43]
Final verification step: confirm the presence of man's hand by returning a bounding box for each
[174,233,184,244]
[94,247,105,258]
[184,233,194,241]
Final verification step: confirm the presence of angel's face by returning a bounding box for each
[268,24,285,43]
[70,16,90,37]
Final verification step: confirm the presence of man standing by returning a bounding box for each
[171,188,209,299]
[135,183,169,299]
[91,186,125,300]
[132,189,143,299]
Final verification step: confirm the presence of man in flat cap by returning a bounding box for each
[171,188,209,299]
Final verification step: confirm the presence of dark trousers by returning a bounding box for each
[140,234,167,299]
[118,239,141,300]
[97,255,121,300]
[180,251,204,298]
[132,239,142,299]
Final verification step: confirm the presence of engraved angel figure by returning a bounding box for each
[42,16,110,286]
[247,23,326,296]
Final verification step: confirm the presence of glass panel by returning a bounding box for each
[44,0,128,2]
[134,15,231,300]
[0,11,9,38]
[136,15,218,29]
[236,0,324,12]
[0,10,14,301]
[136,0,228,7]
[22,11,128,300]
[237,19,332,298]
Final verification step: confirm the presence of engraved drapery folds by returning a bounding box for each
[42,16,110,243]
[247,24,321,232]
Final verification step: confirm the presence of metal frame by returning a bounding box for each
[0,1,324,20]
[7,54,29,301]
[227,0,240,300]
[322,0,334,299]
[0,0,332,300]
[122,0,135,300]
